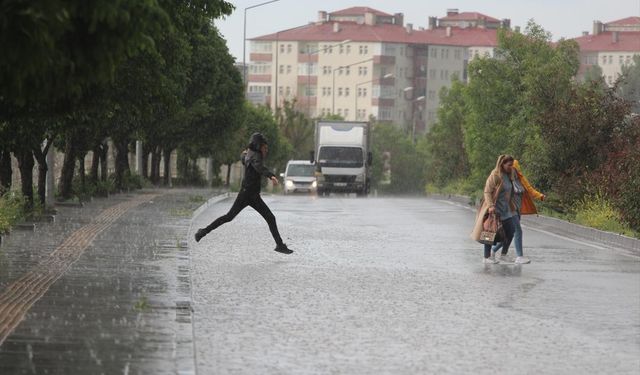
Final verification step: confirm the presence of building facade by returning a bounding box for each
[248,7,501,133]
[574,17,640,85]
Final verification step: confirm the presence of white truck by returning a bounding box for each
[310,120,372,196]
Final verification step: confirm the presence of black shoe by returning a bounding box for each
[195,228,207,242]
[274,243,293,254]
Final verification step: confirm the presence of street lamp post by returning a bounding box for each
[355,73,394,121]
[305,40,351,117]
[332,57,373,114]
[243,0,280,86]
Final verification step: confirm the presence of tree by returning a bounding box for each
[423,78,469,187]
[619,55,640,114]
[276,100,315,160]
[371,123,423,193]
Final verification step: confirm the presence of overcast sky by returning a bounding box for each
[215,0,640,61]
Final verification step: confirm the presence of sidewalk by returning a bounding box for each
[0,188,220,375]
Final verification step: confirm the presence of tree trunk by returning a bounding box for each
[59,137,77,200]
[32,139,52,206]
[141,143,150,180]
[90,144,101,184]
[16,149,35,208]
[77,153,86,194]
[163,148,172,186]
[0,149,12,195]
[150,147,160,185]
[114,138,130,190]
[99,141,108,182]
[226,163,232,186]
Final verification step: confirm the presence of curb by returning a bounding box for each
[429,193,640,256]
[185,191,230,375]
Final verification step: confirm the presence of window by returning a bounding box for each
[619,55,624,65]
[345,67,350,75]
[346,45,351,54]
[287,44,292,53]
[602,55,607,65]
[400,47,405,56]
[445,49,449,59]
[280,44,285,53]
[338,88,343,96]
[358,67,363,75]
[430,48,437,58]
[429,69,436,79]
[362,88,367,97]
[279,86,283,95]
[279,65,284,74]
[364,45,368,54]
[322,87,327,96]
[359,45,364,54]
[608,55,613,64]
[286,65,292,74]
[323,45,328,54]
[441,48,445,59]
[345,88,350,96]
[363,67,368,76]
[454,49,461,59]
[327,87,331,96]
[285,86,291,96]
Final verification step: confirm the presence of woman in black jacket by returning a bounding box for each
[194,133,293,254]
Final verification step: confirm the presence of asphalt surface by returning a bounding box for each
[191,195,640,375]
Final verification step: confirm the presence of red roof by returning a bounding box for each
[329,7,392,17]
[252,22,499,47]
[440,12,500,23]
[573,31,640,52]
[606,16,640,26]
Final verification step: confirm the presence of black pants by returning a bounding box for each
[484,217,516,258]
[203,190,283,246]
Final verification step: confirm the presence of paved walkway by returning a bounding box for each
[0,189,219,375]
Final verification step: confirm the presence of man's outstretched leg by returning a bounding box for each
[249,195,293,254]
[195,194,249,242]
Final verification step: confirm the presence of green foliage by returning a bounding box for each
[0,192,26,234]
[276,100,315,160]
[574,193,636,237]
[619,55,640,114]
[371,123,423,193]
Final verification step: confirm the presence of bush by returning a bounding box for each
[573,192,636,237]
[0,192,26,234]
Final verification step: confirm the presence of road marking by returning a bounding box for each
[0,194,159,346]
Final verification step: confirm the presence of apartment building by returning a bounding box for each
[248,7,503,133]
[574,17,640,85]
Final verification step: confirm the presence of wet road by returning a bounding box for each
[191,195,640,374]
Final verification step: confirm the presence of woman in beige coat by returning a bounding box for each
[471,154,517,264]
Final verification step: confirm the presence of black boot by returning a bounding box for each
[194,228,207,242]
[274,243,293,254]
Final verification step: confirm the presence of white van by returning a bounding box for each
[281,160,317,195]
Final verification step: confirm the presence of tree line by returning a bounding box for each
[0,0,245,208]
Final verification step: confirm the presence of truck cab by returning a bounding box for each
[310,121,372,196]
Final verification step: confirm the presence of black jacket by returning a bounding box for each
[241,149,275,194]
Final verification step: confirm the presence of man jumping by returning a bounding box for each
[194,133,293,254]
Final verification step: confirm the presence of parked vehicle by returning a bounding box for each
[280,160,317,195]
[310,120,372,196]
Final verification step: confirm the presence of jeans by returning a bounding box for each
[492,214,523,257]
[203,189,284,246]
[484,217,515,258]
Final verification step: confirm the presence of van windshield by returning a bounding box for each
[287,164,315,177]
[318,147,363,168]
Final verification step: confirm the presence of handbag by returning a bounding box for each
[479,212,503,245]
[478,176,504,245]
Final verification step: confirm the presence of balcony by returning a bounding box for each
[372,77,395,86]
[297,75,317,84]
[373,55,396,65]
[247,74,272,83]
[298,54,319,63]
[250,53,273,62]
[296,96,318,106]
[372,98,395,107]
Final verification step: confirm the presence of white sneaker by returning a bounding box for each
[514,256,531,264]
[483,257,499,264]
